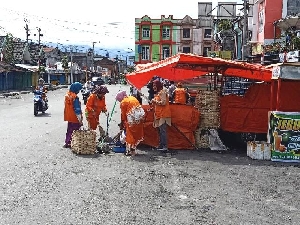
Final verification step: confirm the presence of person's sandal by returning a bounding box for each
[130,148,136,156]
[63,144,71,148]
[125,150,131,156]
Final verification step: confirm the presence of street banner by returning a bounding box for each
[268,111,300,162]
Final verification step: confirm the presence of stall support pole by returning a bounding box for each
[214,71,218,90]
[220,74,224,96]
[270,80,274,111]
[276,79,281,111]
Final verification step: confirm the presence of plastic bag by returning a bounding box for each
[120,130,126,144]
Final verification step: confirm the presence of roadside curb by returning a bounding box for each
[0,85,69,96]
[20,91,31,94]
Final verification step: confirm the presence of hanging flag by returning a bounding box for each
[0,52,3,61]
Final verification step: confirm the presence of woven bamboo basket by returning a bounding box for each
[71,129,97,154]
[195,128,210,149]
[199,110,220,129]
[194,90,220,111]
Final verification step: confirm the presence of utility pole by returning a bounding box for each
[24,19,30,43]
[242,0,249,61]
[35,27,43,47]
[70,46,73,84]
[92,42,95,72]
[92,41,100,73]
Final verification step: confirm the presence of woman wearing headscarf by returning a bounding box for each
[85,85,109,130]
[116,90,145,156]
[63,82,83,148]
[150,79,172,151]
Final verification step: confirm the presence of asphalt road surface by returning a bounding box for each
[0,85,299,225]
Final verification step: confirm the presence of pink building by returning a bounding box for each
[252,0,283,54]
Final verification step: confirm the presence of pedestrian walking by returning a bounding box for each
[116,90,145,156]
[63,82,83,148]
[150,79,171,151]
[85,85,109,131]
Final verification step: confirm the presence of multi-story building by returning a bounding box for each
[250,0,300,61]
[134,15,205,64]
[252,0,282,47]
[284,0,300,16]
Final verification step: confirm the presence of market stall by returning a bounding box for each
[126,53,275,150]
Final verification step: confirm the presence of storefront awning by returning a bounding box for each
[275,15,300,31]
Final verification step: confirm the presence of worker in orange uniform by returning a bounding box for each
[116,90,145,156]
[85,85,109,130]
[150,79,172,152]
[172,82,190,104]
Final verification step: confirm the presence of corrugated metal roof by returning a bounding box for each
[15,64,39,72]
[0,61,25,73]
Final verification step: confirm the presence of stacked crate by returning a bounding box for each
[194,90,220,148]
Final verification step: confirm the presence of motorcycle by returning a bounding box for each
[33,89,48,116]
[81,88,92,105]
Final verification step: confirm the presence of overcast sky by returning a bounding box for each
[0,0,242,51]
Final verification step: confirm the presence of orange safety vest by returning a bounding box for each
[64,91,80,123]
[153,90,171,119]
[120,96,140,122]
[174,88,187,104]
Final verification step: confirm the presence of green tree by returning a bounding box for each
[217,19,232,31]
[126,65,135,73]
[62,55,69,70]
[3,33,15,64]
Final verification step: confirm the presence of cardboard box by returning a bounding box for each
[247,141,271,160]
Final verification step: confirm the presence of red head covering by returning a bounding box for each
[153,79,163,92]
[94,85,109,94]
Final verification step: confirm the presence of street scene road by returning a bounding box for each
[1,85,300,225]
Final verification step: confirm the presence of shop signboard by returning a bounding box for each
[268,111,300,162]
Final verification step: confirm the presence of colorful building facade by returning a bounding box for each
[251,0,283,55]
[134,15,204,64]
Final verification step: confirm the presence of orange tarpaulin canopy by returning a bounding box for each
[126,53,273,89]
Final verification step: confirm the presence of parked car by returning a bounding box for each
[91,77,105,86]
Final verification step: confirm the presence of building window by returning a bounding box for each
[183,28,190,38]
[162,26,170,39]
[142,27,150,38]
[204,29,212,38]
[162,46,170,59]
[182,47,190,53]
[141,46,150,60]
[203,47,211,57]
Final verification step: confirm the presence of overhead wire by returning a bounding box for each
[0,7,135,46]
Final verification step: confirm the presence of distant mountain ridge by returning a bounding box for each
[44,42,134,59]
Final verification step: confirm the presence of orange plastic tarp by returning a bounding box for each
[142,104,200,150]
[220,81,300,133]
[126,53,272,89]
